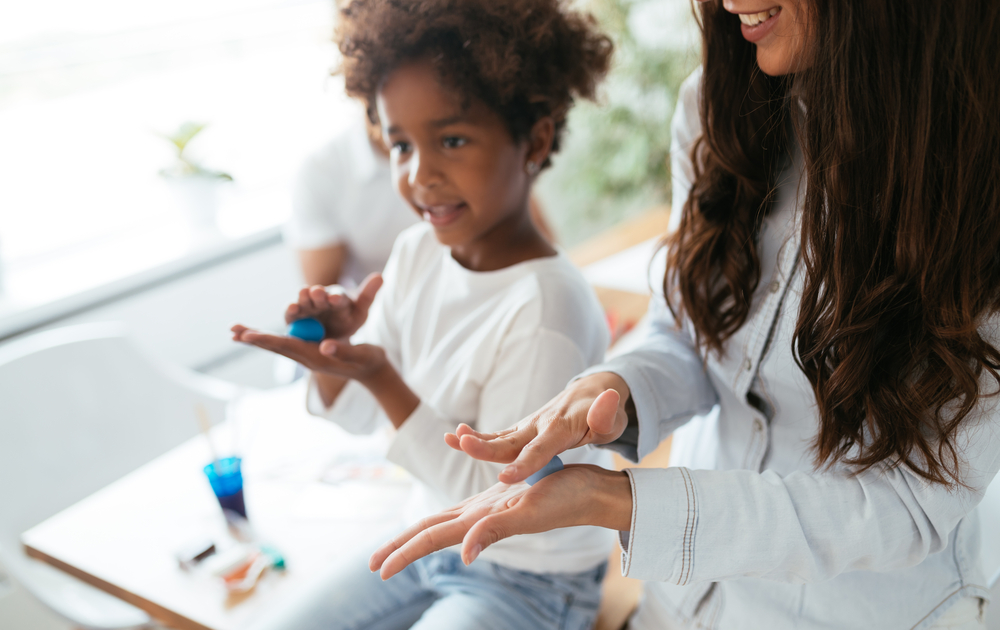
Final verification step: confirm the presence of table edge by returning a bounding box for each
[22,541,211,630]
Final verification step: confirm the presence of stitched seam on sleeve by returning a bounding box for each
[680,467,697,586]
[687,467,700,586]
[622,468,638,578]
[678,467,692,585]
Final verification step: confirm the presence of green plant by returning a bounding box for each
[158,121,233,181]
[537,0,699,245]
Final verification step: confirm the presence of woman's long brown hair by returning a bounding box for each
[665,0,1000,485]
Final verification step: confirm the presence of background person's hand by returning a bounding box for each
[284,272,383,341]
[231,325,387,382]
[368,464,631,580]
[442,372,632,484]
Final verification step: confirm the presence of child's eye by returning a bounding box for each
[391,140,411,154]
[442,136,467,149]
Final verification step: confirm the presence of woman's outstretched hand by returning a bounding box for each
[368,464,631,580]
[442,372,633,484]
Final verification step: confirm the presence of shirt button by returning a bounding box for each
[770,281,781,293]
[745,358,753,371]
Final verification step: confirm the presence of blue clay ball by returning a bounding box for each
[526,456,564,486]
[287,317,325,343]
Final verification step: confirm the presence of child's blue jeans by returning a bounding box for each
[255,548,606,630]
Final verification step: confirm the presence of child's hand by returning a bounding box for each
[285,273,383,341]
[231,325,388,382]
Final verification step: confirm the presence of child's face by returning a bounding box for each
[377,61,533,256]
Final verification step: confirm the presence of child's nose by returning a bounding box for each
[408,151,444,189]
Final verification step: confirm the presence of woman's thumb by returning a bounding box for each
[587,389,621,438]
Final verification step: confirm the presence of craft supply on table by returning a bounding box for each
[526,456,564,486]
[176,538,217,570]
[199,542,287,594]
[204,457,248,520]
[288,317,325,342]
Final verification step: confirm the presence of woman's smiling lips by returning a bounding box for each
[736,6,781,43]
[417,201,467,227]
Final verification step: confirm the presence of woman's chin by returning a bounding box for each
[756,48,811,76]
[756,51,792,76]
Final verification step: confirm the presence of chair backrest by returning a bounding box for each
[981,475,1000,589]
[0,322,240,626]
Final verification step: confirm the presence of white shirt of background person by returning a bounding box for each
[284,122,419,288]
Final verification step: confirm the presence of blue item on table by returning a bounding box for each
[203,457,248,520]
[288,317,325,343]
[526,456,564,486]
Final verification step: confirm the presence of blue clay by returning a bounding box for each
[287,317,325,343]
[526,456,564,486]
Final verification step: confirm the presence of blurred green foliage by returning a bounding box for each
[538,0,699,246]
[158,121,233,181]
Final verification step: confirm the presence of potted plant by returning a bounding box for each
[158,121,233,232]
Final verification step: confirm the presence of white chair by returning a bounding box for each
[0,323,241,629]
[980,476,1000,629]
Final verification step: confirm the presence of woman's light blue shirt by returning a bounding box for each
[582,67,1000,630]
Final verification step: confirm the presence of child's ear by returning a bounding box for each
[525,117,555,172]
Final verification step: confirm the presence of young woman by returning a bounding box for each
[370,1,1000,628]
[233,1,617,628]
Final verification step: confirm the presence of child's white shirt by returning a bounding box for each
[308,222,614,574]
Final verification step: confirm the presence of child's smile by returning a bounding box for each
[414,200,467,228]
[376,60,554,272]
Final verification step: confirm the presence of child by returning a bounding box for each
[232,1,615,628]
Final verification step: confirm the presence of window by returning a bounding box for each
[0,0,356,318]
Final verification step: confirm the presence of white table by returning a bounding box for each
[22,382,411,630]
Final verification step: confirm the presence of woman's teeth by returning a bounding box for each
[739,7,779,26]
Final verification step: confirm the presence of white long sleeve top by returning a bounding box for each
[310,222,615,574]
[284,124,418,285]
[581,67,1000,629]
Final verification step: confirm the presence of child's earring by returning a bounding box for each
[525,161,539,176]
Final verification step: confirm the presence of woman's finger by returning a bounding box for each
[498,432,571,484]
[368,509,461,573]
[455,424,517,440]
[448,424,518,452]
[461,508,527,565]
[378,515,477,579]
[458,428,536,465]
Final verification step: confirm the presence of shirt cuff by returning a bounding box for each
[306,374,384,435]
[619,467,698,584]
[384,400,447,484]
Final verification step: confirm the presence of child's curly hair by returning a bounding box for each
[335,0,613,169]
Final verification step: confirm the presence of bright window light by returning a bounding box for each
[0,0,358,311]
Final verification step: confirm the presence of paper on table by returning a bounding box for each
[580,238,667,296]
[289,483,411,521]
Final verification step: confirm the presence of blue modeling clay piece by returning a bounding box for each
[287,317,325,343]
[526,456,564,486]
